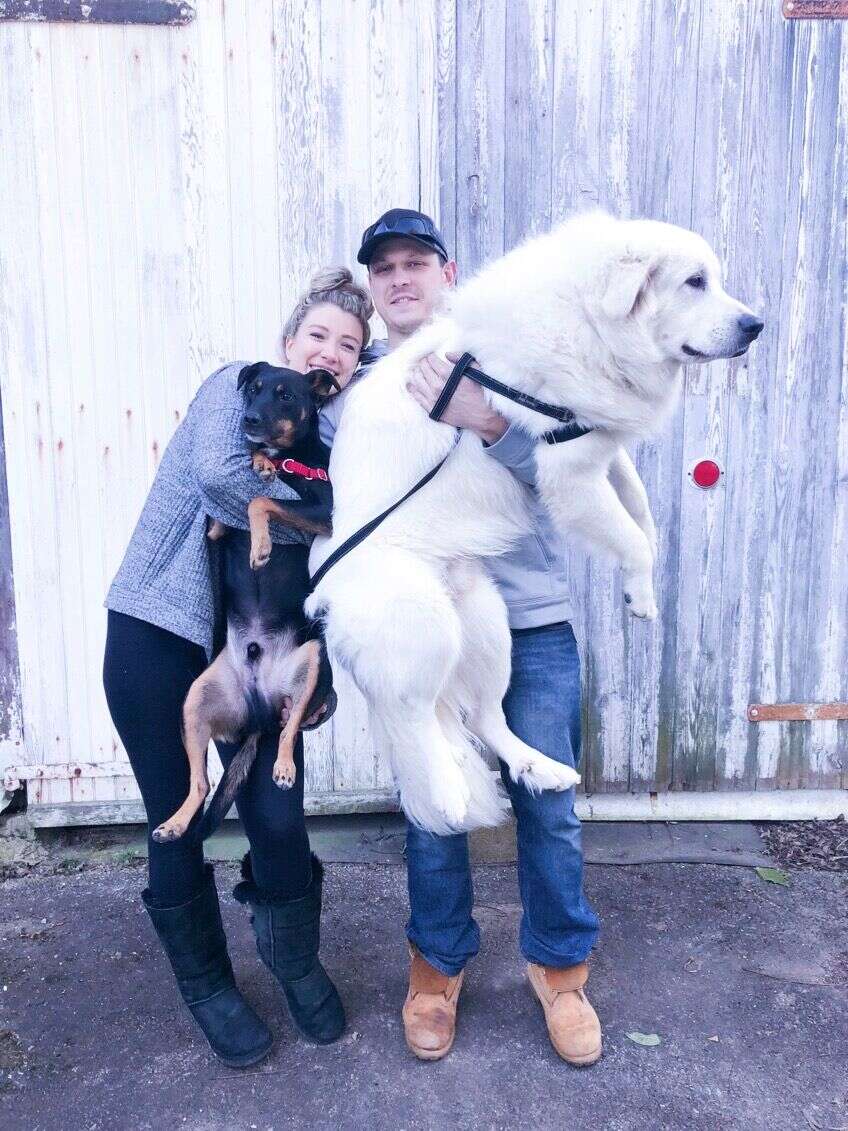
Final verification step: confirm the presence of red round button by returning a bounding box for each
[690,459,722,489]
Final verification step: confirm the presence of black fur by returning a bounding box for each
[194,365,338,841]
[239,362,336,531]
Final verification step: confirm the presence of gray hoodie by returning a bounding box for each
[319,341,572,630]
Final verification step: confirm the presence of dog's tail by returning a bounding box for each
[195,733,260,842]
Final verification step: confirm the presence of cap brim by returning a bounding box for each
[357,232,447,265]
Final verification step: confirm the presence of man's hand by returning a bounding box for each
[407,352,509,444]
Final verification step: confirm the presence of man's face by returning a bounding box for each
[367,238,457,337]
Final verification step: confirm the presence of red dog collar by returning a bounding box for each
[270,457,329,483]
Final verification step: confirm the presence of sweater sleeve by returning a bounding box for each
[482,422,539,486]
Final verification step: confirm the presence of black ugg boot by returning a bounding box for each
[233,854,345,1044]
[142,864,273,1067]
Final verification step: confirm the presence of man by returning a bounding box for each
[320,208,601,1066]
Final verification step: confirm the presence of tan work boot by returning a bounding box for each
[402,946,465,1061]
[527,961,602,1066]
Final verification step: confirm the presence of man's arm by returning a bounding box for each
[405,353,539,486]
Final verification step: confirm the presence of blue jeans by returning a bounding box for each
[405,621,600,975]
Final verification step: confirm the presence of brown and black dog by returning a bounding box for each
[152,363,338,843]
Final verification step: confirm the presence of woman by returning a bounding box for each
[103,267,373,1067]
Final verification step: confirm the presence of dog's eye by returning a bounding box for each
[685,274,706,290]
[251,381,262,394]
[275,386,293,402]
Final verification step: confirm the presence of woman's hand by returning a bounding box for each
[406,352,509,444]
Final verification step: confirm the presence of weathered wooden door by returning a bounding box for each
[0,1,845,826]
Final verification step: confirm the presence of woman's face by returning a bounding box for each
[284,303,364,390]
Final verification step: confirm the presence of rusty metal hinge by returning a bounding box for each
[783,1,848,18]
[748,702,848,722]
[0,1,195,25]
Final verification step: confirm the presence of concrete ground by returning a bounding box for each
[1,821,847,1131]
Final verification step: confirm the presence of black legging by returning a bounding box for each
[103,610,311,906]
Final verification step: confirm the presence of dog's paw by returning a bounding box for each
[152,821,185,842]
[250,532,273,571]
[516,755,580,794]
[623,573,658,620]
[252,453,277,481]
[272,761,296,790]
[623,591,658,620]
[432,758,472,828]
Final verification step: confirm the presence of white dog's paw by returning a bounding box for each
[515,754,580,794]
[432,758,472,828]
[623,573,658,620]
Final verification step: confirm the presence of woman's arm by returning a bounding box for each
[191,368,304,534]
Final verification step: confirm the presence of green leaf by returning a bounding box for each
[626,1031,661,1047]
[755,867,790,886]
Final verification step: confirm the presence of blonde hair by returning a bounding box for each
[283,266,373,351]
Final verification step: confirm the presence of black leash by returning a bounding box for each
[430,352,592,445]
[310,354,590,590]
[309,430,461,590]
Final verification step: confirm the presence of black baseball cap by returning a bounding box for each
[357,208,449,266]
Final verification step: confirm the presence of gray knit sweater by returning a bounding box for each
[105,361,306,659]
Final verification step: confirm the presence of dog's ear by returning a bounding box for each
[237,362,265,391]
[308,368,341,401]
[601,254,657,320]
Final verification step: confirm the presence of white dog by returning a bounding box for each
[307,211,763,833]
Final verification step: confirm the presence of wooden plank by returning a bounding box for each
[0,1,196,23]
[672,0,748,794]
[599,0,658,793]
[627,0,702,793]
[454,0,506,275]
[433,0,457,250]
[176,0,234,387]
[26,787,848,829]
[791,19,848,787]
[319,0,370,272]
[222,1,282,362]
[27,790,401,828]
[368,0,420,223]
[761,14,842,789]
[20,23,76,804]
[0,378,23,768]
[562,0,659,793]
[0,28,31,789]
[712,1,787,792]
[416,0,441,225]
[503,0,554,248]
[550,0,604,219]
[272,0,324,329]
[550,0,604,794]
[784,1,848,18]
[749,703,848,723]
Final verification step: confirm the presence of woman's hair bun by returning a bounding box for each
[282,264,374,347]
[308,265,353,296]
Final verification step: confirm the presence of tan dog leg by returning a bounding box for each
[153,652,243,841]
[272,641,321,789]
[248,497,276,571]
[252,452,277,481]
[248,497,331,571]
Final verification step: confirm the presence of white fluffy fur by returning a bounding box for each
[307,211,760,833]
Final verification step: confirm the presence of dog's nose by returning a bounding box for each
[243,412,261,430]
[738,314,764,339]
